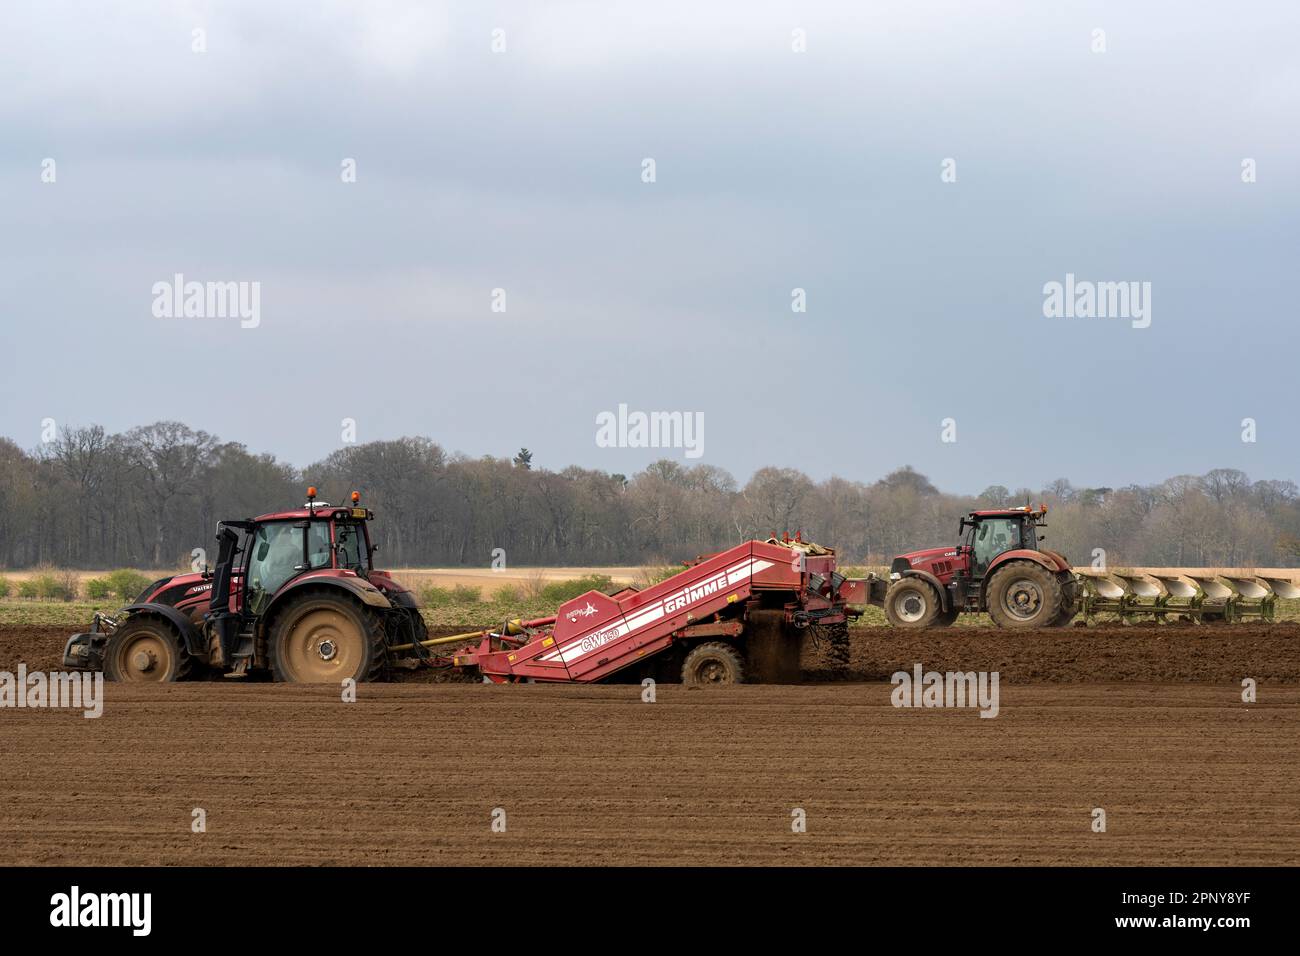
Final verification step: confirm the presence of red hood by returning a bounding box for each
[897,546,957,566]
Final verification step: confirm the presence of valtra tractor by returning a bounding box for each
[64,490,427,683]
[63,489,856,685]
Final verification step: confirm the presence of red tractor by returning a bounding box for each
[63,489,427,682]
[874,505,1077,629]
[64,488,863,685]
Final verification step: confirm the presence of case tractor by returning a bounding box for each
[869,506,1076,628]
[859,505,1297,628]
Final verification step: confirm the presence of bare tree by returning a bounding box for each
[124,422,219,566]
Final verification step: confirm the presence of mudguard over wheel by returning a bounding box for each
[681,642,745,686]
[986,561,1065,629]
[103,616,193,682]
[884,578,945,628]
[268,593,387,683]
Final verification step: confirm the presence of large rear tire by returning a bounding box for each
[884,578,945,629]
[269,593,387,683]
[986,561,1065,629]
[103,616,192,682]
[681,642,745,686]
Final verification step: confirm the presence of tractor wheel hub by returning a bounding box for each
[131,650,156,672]
[1004,580,1043,619]
[317,640,337,661]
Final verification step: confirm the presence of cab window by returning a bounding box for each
[333,522,369,571]
[972,518,1021,574]
[245,521,330,614]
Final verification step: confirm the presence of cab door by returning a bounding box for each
[970,518,1019,579]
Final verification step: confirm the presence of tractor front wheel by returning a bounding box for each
[103,616,193,682]
[986,562,1065,629]
[681,642,745,686]
[884,578,945,628]
[269,593,387,683]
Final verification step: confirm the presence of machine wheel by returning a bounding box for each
[986,562,1065,629]
[681,642,745,686]
[884,578,945,628]
[103,616,193,683]
[268,593,387,683]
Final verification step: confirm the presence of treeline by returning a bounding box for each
[2,422,1298,570]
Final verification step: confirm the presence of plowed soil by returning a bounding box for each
[1,624,1296,866]
[5,623,1297,684]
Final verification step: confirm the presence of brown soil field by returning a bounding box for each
[2,624,1296,866]
[4,623,1297,685]
[0,680,1295,866]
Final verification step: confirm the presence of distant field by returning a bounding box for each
[384,566,649,593]
[1,564,1298,630]
[0,565,649,587]
[7,564,1295,589]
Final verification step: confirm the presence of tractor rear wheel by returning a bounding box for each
[986,562,1065,629]
[884,578,945,628]
[681,642,745,686]
[269,593,387,683]
[103,616,192,682]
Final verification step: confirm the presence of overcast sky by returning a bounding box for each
[2,1,1297,491]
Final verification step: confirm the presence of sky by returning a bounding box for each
[2,0,1297,492]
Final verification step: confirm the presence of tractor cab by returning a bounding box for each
[958,506,1045,581]
[241,499,372,615]
[208,489,374,616]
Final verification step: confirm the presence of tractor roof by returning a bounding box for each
[250,488,372,524]
[252,504,372,523]
[968,505,1048,519]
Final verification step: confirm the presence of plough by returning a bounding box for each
[1074,572,1300,624]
